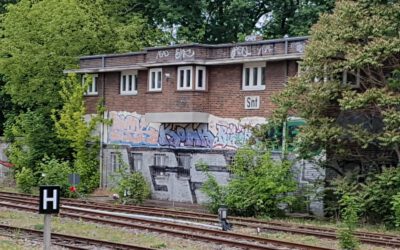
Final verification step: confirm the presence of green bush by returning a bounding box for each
[333,167,400,227]
[200,162,227,213]
[338,194,361,250]
[391,193,400,229]
[15,167,36,194]
[38,157,72,197]
[201,148,296,217]
[115,171,151,205]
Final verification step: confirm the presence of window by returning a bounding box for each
[110,152,121,172]
[195,66,206,90]
[242,63,266,90]
[177,154,191,178]
[121,70,138,95]
[149,68,162,91]
[177,154,191,169]
[154,154,167,166]
[177,66,193,90]
[131,153,143,172]
[84,74,98,95]
[342,69,360,88]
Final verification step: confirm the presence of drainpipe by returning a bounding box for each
[99,56,105,188]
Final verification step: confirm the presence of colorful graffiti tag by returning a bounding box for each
[108,112,159,146]
[108,111,267,149]
[158,123,215,148]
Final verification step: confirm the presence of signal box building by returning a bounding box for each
[68,36,324,215]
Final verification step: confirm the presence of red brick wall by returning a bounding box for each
[85,60,298,119]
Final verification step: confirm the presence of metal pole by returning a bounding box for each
[43,214,51,250]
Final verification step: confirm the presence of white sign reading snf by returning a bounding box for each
[245,96,260,109]
[43,189,58,210]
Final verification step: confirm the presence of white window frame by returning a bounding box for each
[148,68,162,91]
[120,70,138,95]
[177,66,193,90]
[242,62,266,91]
[84,74,98,95]
[110,152,121,172]
[195,66,206,90]
[342,69,360,88]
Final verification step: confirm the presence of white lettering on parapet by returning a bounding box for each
[156,50,170,59]
[175,48,195,60]
[230,46,251,58]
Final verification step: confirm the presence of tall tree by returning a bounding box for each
[269,0,400,175]
[0,0,162,173]
[103,0,334,43]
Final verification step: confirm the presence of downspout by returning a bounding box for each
[99,56,105,188]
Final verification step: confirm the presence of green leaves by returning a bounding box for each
[270,0,400,167]
[201,148,296,217]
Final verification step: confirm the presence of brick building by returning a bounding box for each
[67,36,324,215]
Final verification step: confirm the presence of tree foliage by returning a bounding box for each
[0,0,162,188]
[53,74,109,193]
[269,0,400,174]
[103,0,334,43]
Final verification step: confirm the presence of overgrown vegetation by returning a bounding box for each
[0,0,163,194]
[15,167,35,194]
[37,157,73,198]
[201,148,296,217]
[112,155,151,205]
[338,194,361,250]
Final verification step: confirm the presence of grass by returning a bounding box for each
[236,217,399,250]
[0,208,220,250]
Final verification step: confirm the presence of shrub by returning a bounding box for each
[38,157,72,197]
[338,194,361,250]
[391,193,400,229]
[201,148,296,217]
[200,162,227,213]
[15,167,36,194]
[115,171,151,205]
[333,167,400,227]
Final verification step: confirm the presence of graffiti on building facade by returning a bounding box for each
[156,50,170,59]
[291,42,306,53]
[230,46,252,58]
[108,111,267,149]
[175,48,195,60]
[108,112,159,146]
[158,123,215,148]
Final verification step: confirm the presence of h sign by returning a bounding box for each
[39,186,60,214]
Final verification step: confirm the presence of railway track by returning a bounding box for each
[0,192,332,250]
[0,223,155,250]
[2,191,400,248]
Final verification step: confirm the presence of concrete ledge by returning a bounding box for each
[145,112,210,123]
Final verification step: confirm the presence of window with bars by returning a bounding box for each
[154,154,167,166]
[110,152,121,172]
[131,153,143,172]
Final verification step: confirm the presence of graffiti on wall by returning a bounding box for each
[108,112,159,146]
[158,123,215,148]
[291,42,306,53]
[209,116,266,149]
[175,48,195,60]
[108,111,266,149]
[156,50,170,59]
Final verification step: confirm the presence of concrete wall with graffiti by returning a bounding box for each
[104,111,325,216]
[107,111,266,150]
[0,139,10,182]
